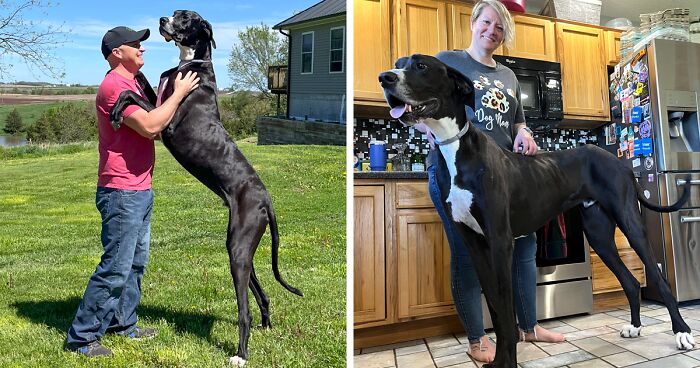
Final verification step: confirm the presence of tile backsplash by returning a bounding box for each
[353,118,600,164]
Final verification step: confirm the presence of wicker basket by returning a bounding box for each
[540,0,602,25]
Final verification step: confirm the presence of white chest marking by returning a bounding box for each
[447,186,483,235]
[177,43,196,61]
[431,121,483,236]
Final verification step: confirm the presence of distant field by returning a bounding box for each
[0,94,95,105]
[0,84,97,95]
[0,99,92,132]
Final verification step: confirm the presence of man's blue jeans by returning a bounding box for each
[66,187,153,345]
[427,150,538,343]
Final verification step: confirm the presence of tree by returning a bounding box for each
[3,108,24,134]
[0,1,67,81]
[227,23,287,98]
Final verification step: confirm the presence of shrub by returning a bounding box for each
[3,108,24,134]
[26,102,97,144]
[218,91,276,139]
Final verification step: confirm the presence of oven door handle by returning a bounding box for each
[676,179,700,186]
[681,216,700,223]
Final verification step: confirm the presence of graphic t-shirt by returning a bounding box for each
[436,50,525,150]
[95,70,154,190]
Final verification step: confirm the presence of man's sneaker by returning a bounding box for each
[65,341,113,357]
[125,326,157,339]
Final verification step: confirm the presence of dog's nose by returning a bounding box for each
[379,72,398,86]
[160,17,168,25]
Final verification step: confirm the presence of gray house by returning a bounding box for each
[273,0,346,124]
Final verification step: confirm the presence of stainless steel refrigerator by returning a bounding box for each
[606,39,700,302]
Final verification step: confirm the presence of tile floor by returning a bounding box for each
[354,300,700,368]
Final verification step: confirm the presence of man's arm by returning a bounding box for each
[123,71,199,139]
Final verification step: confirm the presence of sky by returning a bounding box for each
[2,0,320,88]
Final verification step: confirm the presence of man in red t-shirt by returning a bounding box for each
[65,26,199,357]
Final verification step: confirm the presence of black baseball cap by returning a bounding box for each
[101,26,150,59]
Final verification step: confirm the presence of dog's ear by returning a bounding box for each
[395,57,409,69]
[446,65,475,110]
[201,20,216,49]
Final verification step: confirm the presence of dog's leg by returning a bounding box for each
[581,204,643,337]
[249,265,272,329]
[224,207,253,367]
[454,222,518,368]
[609,198,695,349]
[226,202,270,366]
[110,90,154,129]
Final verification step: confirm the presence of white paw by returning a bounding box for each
[620,324,642,338]
[676,332,696,350]
[228,356,247,366]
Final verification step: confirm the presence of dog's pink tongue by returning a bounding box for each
[390,104,408,119]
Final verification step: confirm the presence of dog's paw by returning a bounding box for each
[110,116,123,130]
[676,332,695,350]
[228,356,247,366]
[620,324,642,338]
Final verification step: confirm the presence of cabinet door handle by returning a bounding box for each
[680,216,700,223]
[676,179,700,186]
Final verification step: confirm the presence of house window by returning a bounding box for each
[329,27,345,73]
[301,32,314,74]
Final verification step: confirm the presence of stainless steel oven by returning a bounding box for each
[534,208,593,319]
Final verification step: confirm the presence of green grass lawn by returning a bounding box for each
[0,142,346,367]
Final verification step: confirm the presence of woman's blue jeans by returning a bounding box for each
[427,151,538,343]
[66,187,153,345]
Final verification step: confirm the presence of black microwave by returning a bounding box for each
[493,55,563,128]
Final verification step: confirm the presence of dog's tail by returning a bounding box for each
[637,175,691,212]
[269,206,304,297]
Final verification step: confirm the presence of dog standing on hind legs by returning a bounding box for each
[379,54,695,367]
[109,10,302,366]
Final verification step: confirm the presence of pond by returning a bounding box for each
[0,135,28,148]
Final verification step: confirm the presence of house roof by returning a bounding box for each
[273,0,346,29]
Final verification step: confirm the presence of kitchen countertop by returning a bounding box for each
[354,171,428,180]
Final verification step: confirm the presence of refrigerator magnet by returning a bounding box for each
[631,106,643,123]
[645,157,654,170]
[633,157,641,168]
[641,138,653,156]
[640,120,652,138]
[648,173,655,183]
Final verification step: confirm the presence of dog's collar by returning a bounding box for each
[435,123,469,146]
[177,59,211,70]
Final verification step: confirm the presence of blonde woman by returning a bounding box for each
[425,0,565,363]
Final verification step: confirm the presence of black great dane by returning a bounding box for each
[379,54,695,367]
[109,10,302,367]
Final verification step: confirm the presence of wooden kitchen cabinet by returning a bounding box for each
[555,22,610,121]
[355,180,456,324]
[354,0,392,101]
[355,178,465,347]
[506,15,556,62]
[396,209,455,320]
[354,185,387,325]
[395,0,448,57]
[605,30,622,66]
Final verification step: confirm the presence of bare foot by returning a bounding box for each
[467,335,496,363]
[522,324,566,343]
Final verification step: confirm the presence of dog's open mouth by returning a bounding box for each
[385,92,438,120]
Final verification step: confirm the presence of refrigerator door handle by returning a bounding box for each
[680,216,700,223]
[675,179,700,186]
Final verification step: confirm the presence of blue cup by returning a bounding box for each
[369,141,387,171]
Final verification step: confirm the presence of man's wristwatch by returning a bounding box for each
[520,126,533,136]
